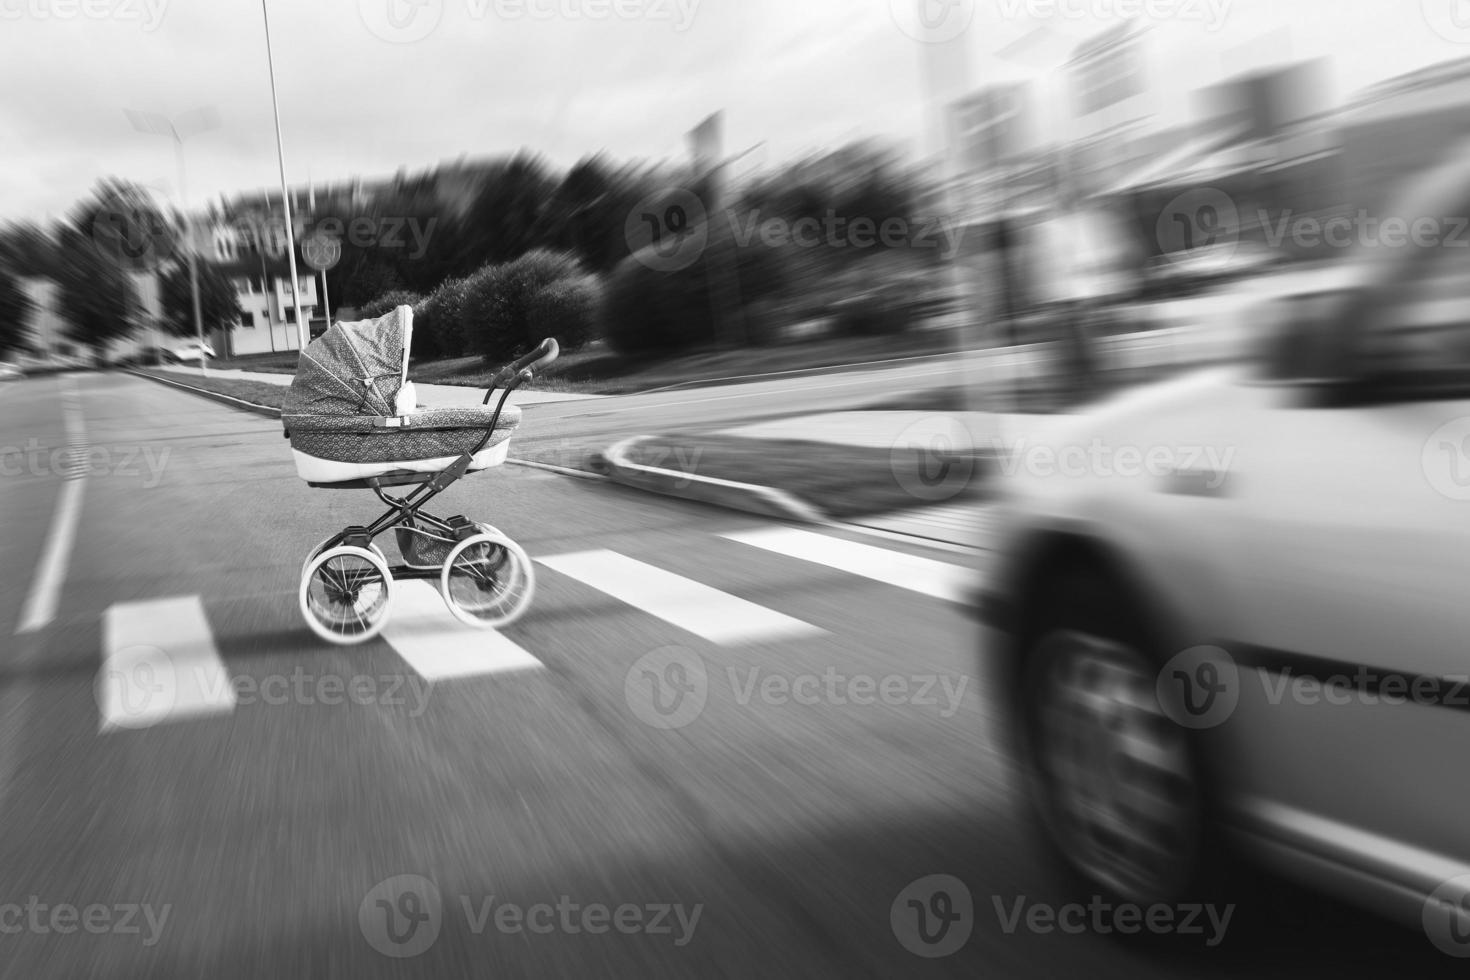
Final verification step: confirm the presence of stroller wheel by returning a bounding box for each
[299,545,395,645]
[440,530,535,630]
[301,534,386,583]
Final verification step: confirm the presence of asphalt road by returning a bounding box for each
[0,372,1461,978]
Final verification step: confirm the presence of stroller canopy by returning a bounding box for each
[284,306,414,418]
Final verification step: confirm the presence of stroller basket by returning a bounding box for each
[395,519,458,570]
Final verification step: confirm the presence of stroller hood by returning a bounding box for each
[283,305,414,417]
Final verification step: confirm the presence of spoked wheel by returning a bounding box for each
[301,534,386,583]
[299,544,395,645]
[440,530,535,629]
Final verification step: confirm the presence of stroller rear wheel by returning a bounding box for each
[440,530,535,630]
[300,545,395,645]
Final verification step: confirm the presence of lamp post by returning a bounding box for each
[261,0,308,351]
[126,106,219,374]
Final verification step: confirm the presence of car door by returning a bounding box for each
[1222,238,1470,902]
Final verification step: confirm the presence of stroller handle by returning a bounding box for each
[482,338,561,406]
[515,338,559,373]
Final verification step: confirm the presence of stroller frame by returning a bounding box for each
[296,338,558,641]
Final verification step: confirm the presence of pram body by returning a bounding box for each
[283,306,558,644]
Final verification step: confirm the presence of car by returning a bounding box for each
[0,362,21,381]
[977,139,1470,946]
[169,341,216,363]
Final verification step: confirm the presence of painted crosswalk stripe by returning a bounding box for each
[99,596,236,733]
[381,580,542,682]
[537,550,823,645]
[721,527,972,603]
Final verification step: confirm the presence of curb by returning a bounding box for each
[602,435,828,524]
[123,369,282,419]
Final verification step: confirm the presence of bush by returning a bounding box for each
[460,249,588,364]
[601,223,786,355]
[413,276,474,360]
[528,275,601,353]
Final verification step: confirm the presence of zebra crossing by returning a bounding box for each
[96,525,976,733]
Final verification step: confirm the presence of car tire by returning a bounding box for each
[1018,564,1238,924]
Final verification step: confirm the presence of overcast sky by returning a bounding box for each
[1,0,1464,223]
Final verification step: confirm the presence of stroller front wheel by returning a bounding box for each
[300,544,395,645]
[440,530,535,630]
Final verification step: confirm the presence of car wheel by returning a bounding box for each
[1019,565,1219,909]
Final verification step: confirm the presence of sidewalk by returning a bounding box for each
[153,365,601,407]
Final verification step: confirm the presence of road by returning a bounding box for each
[0,372,1459,977]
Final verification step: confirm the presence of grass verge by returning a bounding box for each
[619,434,988,520]
[130,369,291,411]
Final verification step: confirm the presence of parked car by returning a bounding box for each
[169,341,215,363]
[978,140,1470,944]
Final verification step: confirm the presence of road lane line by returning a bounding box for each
[537,550,824,645]
[99,596,237,733]
[721,527,971,603]
[16,377,87,634]
[382,580,543,681]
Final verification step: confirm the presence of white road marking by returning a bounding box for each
[99,596,237,733]
[721,527,972,603]
[537,550,823,645]
[382,580,542,681]
[16,377,87,634]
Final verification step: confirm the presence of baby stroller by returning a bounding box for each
[281,305,558,645]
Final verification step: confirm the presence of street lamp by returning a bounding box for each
[126,106,219,375]
[260,0,308,352]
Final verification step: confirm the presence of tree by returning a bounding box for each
[0,268,33,357]
[447,153,556,276]
[160,260,243,337]
[52,224,138,349]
